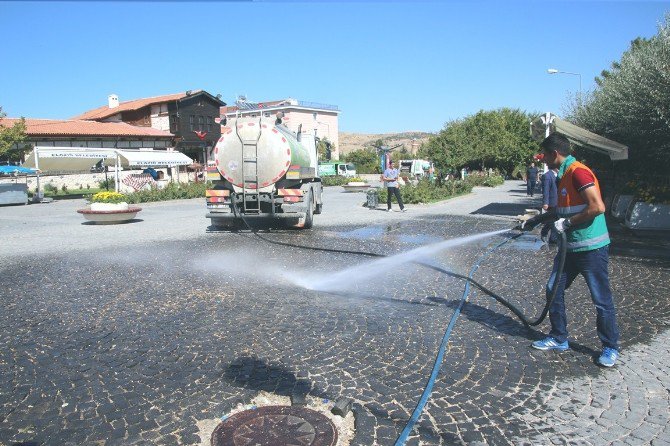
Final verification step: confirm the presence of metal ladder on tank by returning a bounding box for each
[234,115,263,214]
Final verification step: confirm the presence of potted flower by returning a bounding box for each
[77,191,142,224]
[90,191,129,211]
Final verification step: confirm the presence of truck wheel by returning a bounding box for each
[303,190,314,229]
[292,190,314,229]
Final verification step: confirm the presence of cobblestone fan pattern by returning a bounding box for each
[1,215,669,445]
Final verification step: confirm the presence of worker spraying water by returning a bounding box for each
[518,133,620,368]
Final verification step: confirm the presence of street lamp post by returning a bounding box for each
[547,68,582,105]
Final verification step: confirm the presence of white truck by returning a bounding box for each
[205,116,323,229]
[399,159,434,180]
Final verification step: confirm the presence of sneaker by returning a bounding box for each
[386,209,392,212]
[531,337,569,351]
[598,347,618,367]
[401,208,407,212]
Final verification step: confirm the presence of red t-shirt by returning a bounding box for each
[572,167,596,192]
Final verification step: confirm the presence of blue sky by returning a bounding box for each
[1,1,668,133]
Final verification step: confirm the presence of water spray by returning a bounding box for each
[216,206,567,444]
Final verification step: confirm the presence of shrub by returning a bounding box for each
[321,176,351,186]
[97,178,115,190]
[125,181,208,204]
[44,183,58,193]
[377,179,473,204]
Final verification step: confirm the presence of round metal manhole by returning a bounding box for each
[212,405,338,446]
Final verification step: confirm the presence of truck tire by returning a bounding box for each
[303,190,314,229]
[291,190,314,229]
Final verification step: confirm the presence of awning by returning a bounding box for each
[530,112,628,161]
[23,148,117,171]
[23,147,193,171]
[116,149,193,167]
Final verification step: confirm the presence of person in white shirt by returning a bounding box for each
[382,160,405,212]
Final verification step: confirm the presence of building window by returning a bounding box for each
[170,115,179,133]
[198,116,204,131]
[189,115,194,131]
[207,116,212,132]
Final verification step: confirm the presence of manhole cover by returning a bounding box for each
[212,405,338,446]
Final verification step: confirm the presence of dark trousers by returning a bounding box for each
[545,246,620,349]
[387,187,404,210]
[527,180,537,196]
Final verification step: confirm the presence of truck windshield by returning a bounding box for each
[346,164,355,170]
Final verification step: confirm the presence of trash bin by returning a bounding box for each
[366,188,379,209]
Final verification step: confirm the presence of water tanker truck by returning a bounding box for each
[205,116,323,229]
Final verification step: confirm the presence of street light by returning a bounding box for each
[547,68,582,104]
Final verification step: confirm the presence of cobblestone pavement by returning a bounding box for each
[1,182,669,445]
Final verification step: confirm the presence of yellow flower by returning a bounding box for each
[91,192,127,204]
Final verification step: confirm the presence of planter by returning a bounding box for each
[342,182,372,193]
[610,194,634,220]
[624,200,670,230]
[90,202,129,212]
[77,203,142,224]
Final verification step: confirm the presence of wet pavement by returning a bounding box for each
[1,181,669,445]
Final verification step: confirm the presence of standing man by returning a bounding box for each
[383,160,405,212]
[521,133,620,367]
[540,166,559,243]
[526,162,539,197]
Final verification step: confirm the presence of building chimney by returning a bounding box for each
[108,94,119,109]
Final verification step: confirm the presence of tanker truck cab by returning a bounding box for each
[206,116,323,229]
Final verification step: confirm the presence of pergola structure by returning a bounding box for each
[23,147,193,195]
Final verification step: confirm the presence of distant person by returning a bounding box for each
[382,160,405,212]
[540,167,559,243]
[143,167,159,180]
[526,162,539,196]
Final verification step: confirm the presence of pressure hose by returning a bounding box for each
[225,193,568,444]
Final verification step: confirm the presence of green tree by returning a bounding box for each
[419,108,539,177]
[569,15,670,174]
[341,147,379,174]
[317,138,334,161]
[0,107,28,162]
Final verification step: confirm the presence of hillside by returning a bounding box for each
[338,131,434,155]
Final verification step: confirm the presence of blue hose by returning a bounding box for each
[394,235,516,446]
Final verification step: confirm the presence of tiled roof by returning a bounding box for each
[73,91,202,120]
[1,118,174,137]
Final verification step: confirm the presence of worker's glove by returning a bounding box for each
[553,218,572,234]
[516,212,553,232]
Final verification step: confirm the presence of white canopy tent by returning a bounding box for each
[530,112,628,161]
[23,147,193,194]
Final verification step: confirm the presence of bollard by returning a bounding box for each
[366,189,379,209]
